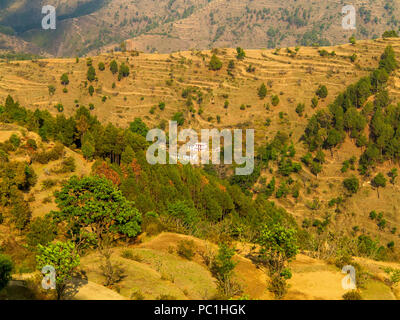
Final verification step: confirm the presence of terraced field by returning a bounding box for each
[3,39,399,135]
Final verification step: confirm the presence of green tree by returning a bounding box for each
[271,95,280,106]
[349,36,356,45]
[372,173,386,198]
[258,83,267,99]
[295,103,305,116]
[48,85,56,96]
[165,201,199,227]
[36,241,80,300]
[343,176,359,194]
[51,176,142,247]
[98,62,105,71]
[88,85,94,96]
[382,30,399,38]
[389,168,398,185]
[121,145,134,164]
[11,199,31,230]
[209,54,222,71]
[316,85,328,99]
[129,118,149,137]
[60,73,69,86]
[118,63,130,80]
[87,66,96,82]
[26,217,57,248]
[0,254,12,291]
[258,224,298,299]
[110,60,118,74]
[211,243,238,298]
[236,47,246,60]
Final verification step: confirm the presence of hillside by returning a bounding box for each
[1,39,400,244]
[1,0,400,56]
[2,38,400,300]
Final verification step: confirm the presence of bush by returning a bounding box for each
[121,250,134,260]
[32,143,64,164]
[0,254,13,291]
[26,217,57,248]
[11,200,31,230]
[271,95,280,106]
[316,85,328,99]
[55,156,76,173]
[343,290,362,300]
[60,73,69,85]
[177,240,195,260]
[41,179,58,190]
[258,83,267,99]
[343,176,359,194]
[87,66,96,82]
[236,47,246,60]
[296,103,305,116]
[110,60,118,74]
[54,103,64,112]
[209,54,222,71]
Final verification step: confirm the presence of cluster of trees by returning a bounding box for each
[0,131,37,230]
[0,95,297,246]
[256,132,302,198]
[303,46,398,175]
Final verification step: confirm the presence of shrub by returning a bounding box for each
[0,254,13,291]
[209,54,222,71]
[316,85,328,99]
[271,95,280,106]
[236,47,246,60]
[26,217,57,248]
[258,83,267,99]
[296,103,305,116]
[60,73,69,85]
[110,60,118,74]
[41,179,57,190]
[121,250,134,260]
[118,63,130,79]
[343,176,359,194]
[177,240,195,260]
[87,66,96,82]
[55,156,76,173]
[382,30,399,38]
[311,96,318,108]
[54,103,64,112]
[48,85,56,95]
[343,290,362,300]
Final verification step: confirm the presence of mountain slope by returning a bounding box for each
[1,0,400,56]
